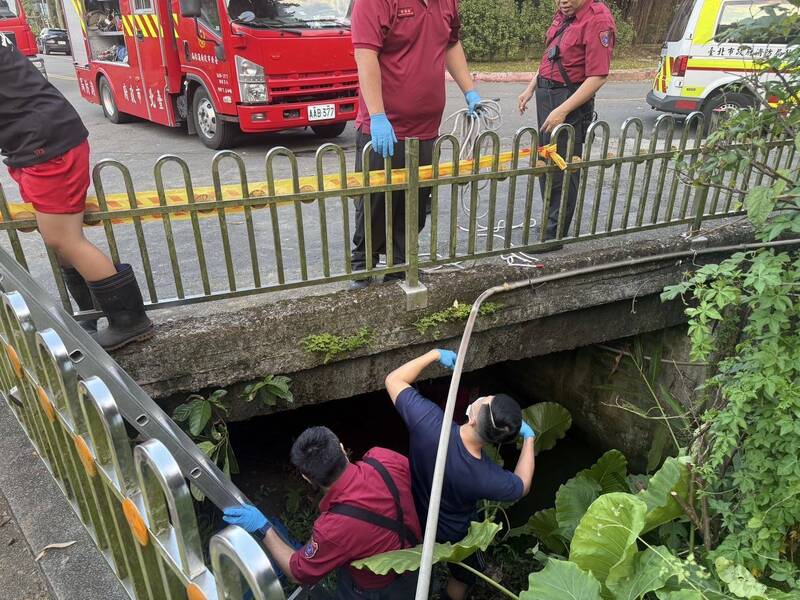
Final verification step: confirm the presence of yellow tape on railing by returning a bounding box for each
[36,385,56,423]
[122,498,150,546]
[2,148,537,228]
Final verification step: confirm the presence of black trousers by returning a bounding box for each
[335,567,419,600]
[350,129,434,272]
[535,85,593,240]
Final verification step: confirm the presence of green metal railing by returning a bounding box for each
[0,248,286,600]
[0,112,794,317]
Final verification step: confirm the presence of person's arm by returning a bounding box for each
[518,71,539,115]
[385,349,457,403]
[262,529,298,583]
[354,48,385,116]
[513,438,536,495]
[540,75,607,133]
[445,41,475,94]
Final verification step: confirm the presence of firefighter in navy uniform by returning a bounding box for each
[518,0,616,245]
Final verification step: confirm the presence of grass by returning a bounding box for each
[469,45,662,73]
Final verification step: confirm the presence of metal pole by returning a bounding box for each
[414,237,800,599]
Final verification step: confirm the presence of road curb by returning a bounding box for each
[446,68,657,84]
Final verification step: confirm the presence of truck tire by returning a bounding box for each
[193,88,237,149]
[701,91,756,135]
[311,122,347,138]
[99,77,132,124]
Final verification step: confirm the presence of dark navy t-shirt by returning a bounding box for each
[396,387,524,542]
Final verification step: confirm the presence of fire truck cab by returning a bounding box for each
[0,0,46,76]
[61,0,358,148]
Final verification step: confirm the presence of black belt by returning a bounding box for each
[537,76,583,90]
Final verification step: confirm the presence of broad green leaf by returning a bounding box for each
[638,456,690,533]
[190,482,205,503]
[189,399,212,436]
[521,402,572,454]
[556,475,602,540]
[579,450,630,494]
[607,546,676,600]
[511,508,568,555]
[714,557,767,598]
[351,520,500,575]
[520,559,602,600]
[196,441,215,456]
[656,592,704,600]
[569,493,647,595]
[647,425,672,474]
[172,403,192,422]
[745,186,777,226]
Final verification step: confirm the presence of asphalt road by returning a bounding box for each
[1,54,700,307]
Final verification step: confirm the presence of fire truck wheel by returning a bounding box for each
[193,88,237,150]
[701,91,755,135]
[311,122,347,139]
[99,77,132,124]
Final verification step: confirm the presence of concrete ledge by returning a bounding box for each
[114,223,779,421]
[0,402,128,600]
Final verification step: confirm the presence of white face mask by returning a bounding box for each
[466,397,496,429]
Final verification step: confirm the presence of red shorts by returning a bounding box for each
[7,140,90,215]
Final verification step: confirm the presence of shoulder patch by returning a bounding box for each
[303,538,319,559]
[599,30,612,47]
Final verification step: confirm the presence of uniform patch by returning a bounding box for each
[303,539,319,559]
[599,31,611,47]
[398,7,415,17]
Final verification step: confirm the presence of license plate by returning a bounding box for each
[58,41,66,44]
[308,104,335,122]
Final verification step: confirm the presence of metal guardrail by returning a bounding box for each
[0,247,285,600]
[0,112,795,318]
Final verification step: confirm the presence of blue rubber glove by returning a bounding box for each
[223,505,270,534]
[436,349,457,369]
[465,89,482,116]
[369,113,397,158]
[520,421,536,440]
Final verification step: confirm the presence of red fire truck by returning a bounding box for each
[0,0,46,75]
[60,0,358,148]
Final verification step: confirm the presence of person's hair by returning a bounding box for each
[290,426,348,488]
[476,394,522,445]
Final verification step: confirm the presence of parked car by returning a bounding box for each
[37,27,70,55]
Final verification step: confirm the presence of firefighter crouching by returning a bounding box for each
[518,0,616,245]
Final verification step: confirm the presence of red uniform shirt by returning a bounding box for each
[288,448,422,590]
[351,0,461,140]
[537,0,616,85]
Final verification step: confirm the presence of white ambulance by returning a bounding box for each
[646,0,797,129]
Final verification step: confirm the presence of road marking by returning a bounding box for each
[48,73,77,81]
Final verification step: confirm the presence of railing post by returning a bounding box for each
[401,138,428,311]
[690,183,709,235]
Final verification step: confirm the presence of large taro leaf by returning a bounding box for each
[520,559,603,600]
[714,557,767,598]
[521,402,572,454]
[569,493,647,597]
[578,450,630,494]
[607,546,676,600]
[656,592,704,600]
[350,520,500,575]
[555,475,602,541]
[638,456,690,534]
[511,508,568,555]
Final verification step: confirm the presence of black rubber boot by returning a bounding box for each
[88,264,154,351]
[60,266,98,333]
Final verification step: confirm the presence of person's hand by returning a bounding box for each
[436,349,457,369]
[519,421,536,440]
[541,106,569,134]
[369,113,397,158]
[465,89,482,117]
[518,86,534,115]
[223,505,270,534]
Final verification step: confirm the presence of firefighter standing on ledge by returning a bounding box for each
[518,0,616,246]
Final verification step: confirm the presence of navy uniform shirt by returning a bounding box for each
[395,387,524,542]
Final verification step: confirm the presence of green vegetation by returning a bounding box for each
[243,374,294,409]
[469,46,662,73]
[172,390,238,503]
[302,328,373,364]
[413,300,501,335]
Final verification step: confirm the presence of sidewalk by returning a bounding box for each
[0,490,51,600]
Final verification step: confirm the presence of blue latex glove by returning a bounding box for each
[436,349,457,370]
[369,113,397,158]
[520,421,536,440]
[223,505,270,534]
[465,89,482,116]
